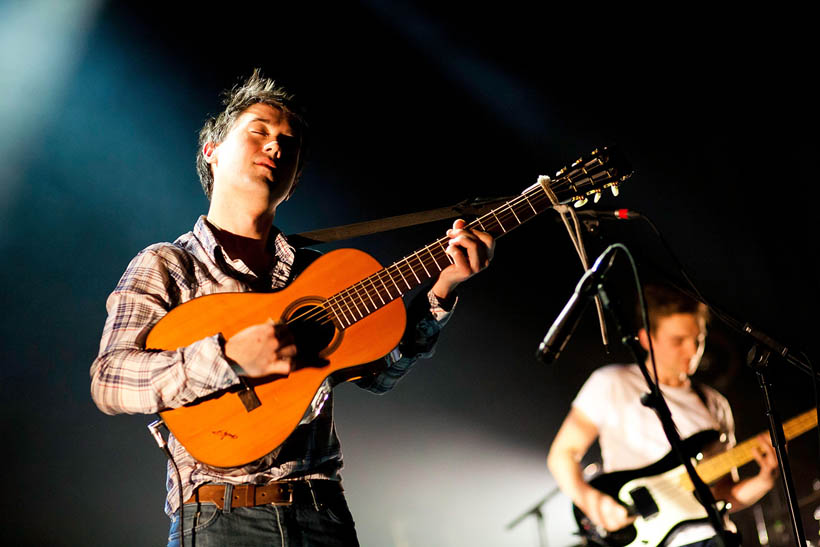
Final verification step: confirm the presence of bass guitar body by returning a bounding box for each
[147,248,407,468]
[573,430,724,547]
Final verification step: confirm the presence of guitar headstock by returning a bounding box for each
[549,145,634,207]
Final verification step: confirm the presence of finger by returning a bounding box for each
[272,323,295,345]
[276,343,298,359]
[450,233,488,272]
[471,229,496,261]
[265,360,292,376]
[446,239,470,270]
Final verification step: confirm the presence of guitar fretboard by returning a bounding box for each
[677,409,817,491]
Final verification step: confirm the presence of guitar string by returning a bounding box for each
[281,172,612,329]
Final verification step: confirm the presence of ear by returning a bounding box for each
[637,328,650,351]
[202,142,217,164]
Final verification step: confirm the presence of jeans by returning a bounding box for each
[167,492,359,547]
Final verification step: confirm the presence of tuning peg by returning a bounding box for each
[610,184,620,197]
[593,191,602,204]
[574,197,588,208]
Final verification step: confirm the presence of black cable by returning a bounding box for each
[148,420,186,546]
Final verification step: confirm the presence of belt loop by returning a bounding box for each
[224,484,233,514]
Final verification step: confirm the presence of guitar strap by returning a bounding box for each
[690,379,711,414]
[285,196,516,246]
[690,379,732,442]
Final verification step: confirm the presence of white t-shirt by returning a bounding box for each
[573,364,736,546]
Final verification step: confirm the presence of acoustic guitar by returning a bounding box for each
[573,409,818,546]
[147,146,633,467]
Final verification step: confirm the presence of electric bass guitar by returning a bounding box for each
[147,146,633,467]
[573,409,818,546]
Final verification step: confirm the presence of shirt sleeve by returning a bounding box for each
[90,247,239,415]
[571,366,615,429]
[355,288,455,394]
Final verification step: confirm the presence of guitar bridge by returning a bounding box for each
[237,378,262,412]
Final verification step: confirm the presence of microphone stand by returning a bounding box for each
[744,343,808,547]
[506,486,562,547]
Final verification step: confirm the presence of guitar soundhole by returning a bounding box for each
[286,303,339,368]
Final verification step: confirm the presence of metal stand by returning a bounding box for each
[747,344,808,546]
[506,487,562,547]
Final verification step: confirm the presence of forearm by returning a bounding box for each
[91,333,238,415]
[547,446,598,511]
[713,474,776,513]
[90,252,240,415]
[356,288,454,394]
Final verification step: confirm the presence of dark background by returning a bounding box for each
[1,1,816,545]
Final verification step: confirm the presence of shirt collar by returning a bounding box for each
[192,215,295,280]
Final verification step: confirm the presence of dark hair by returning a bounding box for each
[196,69,309,200]
[641,284,709,333]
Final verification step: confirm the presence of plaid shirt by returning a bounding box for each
[90,216,453,516]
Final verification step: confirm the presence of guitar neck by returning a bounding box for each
[323,183,556,328]
[681,409,817,488]
[321,146,632,330]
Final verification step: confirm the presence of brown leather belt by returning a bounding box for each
[184,480,343,510]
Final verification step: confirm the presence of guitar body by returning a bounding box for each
[574,430,722,547]
[147,248,407,468]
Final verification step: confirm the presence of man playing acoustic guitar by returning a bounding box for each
[547,284,779,547]
[90,70,493,546]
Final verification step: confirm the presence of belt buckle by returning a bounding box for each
[276,482,293,505]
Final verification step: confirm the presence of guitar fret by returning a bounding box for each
[427,246,442,271]
[368,276,386,306]
[345,289,363,319]
[476,218,487,232]
[377,273,395,300]
[394,264,412,289]
[353,283,373,313]
[491,210,506,232]
[324,301,343,328]
[363,279,378,309]
[523,194,538,215]
[414,251,431,277]
[507,203,521,224]
[386,267,405,292]
[405,258,420,283]
[330,296,352,327]
[437,240,454,264]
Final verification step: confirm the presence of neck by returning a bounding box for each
[205,204,276,275]
[646,360,689,388]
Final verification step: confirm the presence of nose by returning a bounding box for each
[679,337,695,358]
[263,139,281,157]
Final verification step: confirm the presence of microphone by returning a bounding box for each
[572,208,642,220]
[536,249,617,364]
